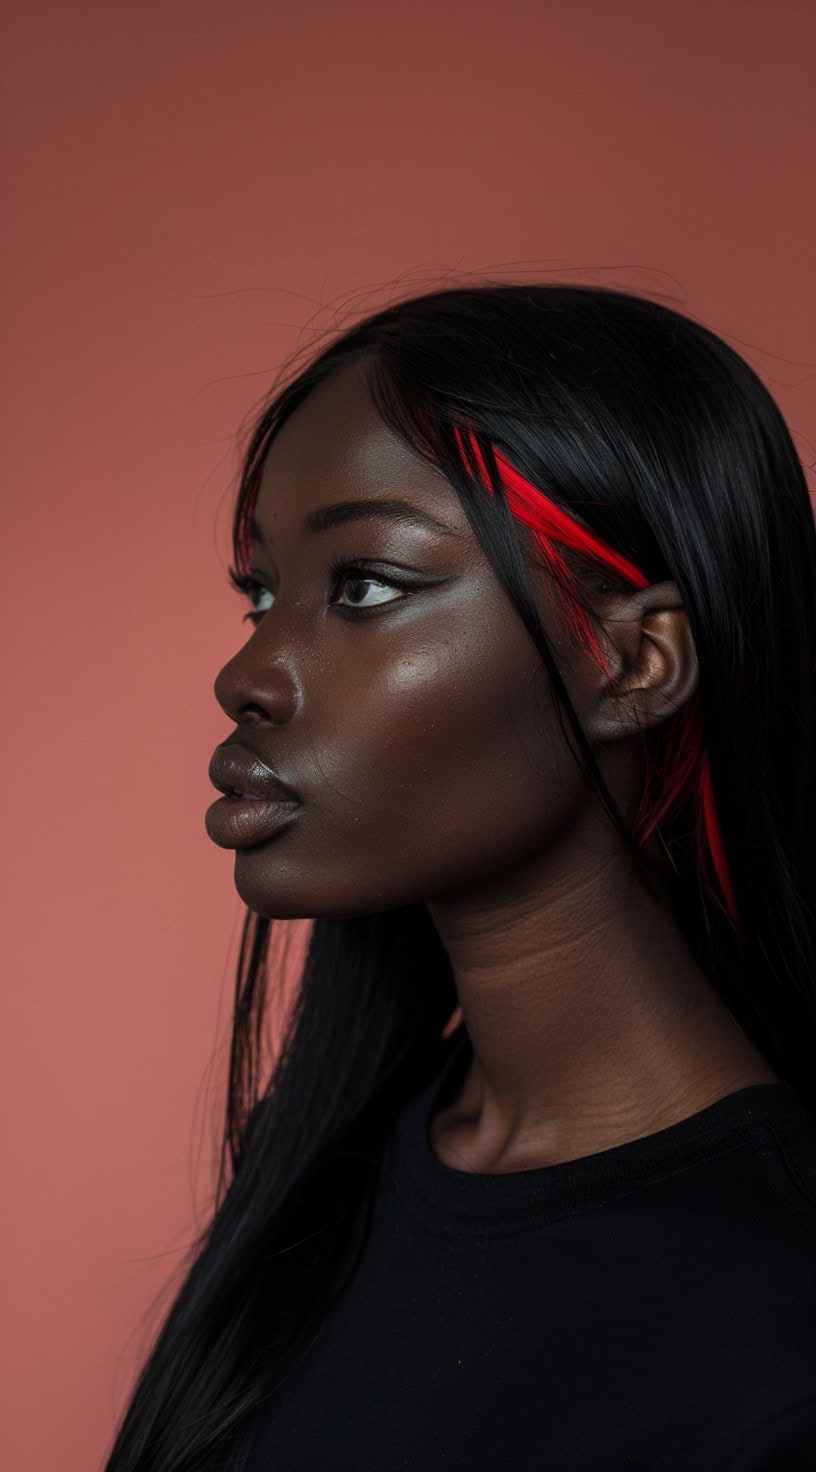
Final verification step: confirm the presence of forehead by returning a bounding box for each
[253,356,465,536]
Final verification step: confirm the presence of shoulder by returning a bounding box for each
[672,1092,816,1305]
[625,1099,816,1468]
[678,1097,816,1463]
[742,1098,816,1210]
[652,1086,816,1251]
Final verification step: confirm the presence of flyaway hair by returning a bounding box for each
[104,283,816,1472]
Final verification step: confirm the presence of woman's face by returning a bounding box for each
[207,357,594,919]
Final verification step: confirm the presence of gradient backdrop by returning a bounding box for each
[2,2,815,1468]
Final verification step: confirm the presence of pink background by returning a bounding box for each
[2,3,814,1467]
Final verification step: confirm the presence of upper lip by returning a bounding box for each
[208,742,300,802]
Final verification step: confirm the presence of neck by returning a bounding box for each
[425,822,778,1173]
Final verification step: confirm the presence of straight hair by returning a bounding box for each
[103,284,816,1471]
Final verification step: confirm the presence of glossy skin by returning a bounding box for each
[211,356,778,1174]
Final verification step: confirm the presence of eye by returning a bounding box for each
[228,571,274,624]
[331,565,406,611]
[227,561,411,625]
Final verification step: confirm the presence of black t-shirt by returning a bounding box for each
[234,1034,816,1470]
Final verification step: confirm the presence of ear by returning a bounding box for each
[583,581,699,743]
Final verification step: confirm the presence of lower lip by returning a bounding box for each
[205,795,300,850]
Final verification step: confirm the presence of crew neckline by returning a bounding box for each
[388,1031,804,1236]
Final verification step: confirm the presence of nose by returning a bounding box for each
[213,635,299,725]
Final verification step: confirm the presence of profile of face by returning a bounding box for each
[207,356,647,920]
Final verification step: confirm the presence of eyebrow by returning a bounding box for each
[250,497,461,546]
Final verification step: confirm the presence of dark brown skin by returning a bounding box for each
[212,356,779,1176]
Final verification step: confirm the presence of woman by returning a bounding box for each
[104,284,816,1471]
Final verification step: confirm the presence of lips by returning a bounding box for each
[208,743,299,803]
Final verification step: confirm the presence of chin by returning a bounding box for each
[228,853,433,918]
[230,849,402,921]
[231,856,312,919]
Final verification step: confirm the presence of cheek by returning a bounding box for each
[229,609,587,919]
[310,628,576,884]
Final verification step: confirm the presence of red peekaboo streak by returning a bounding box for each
[456,427,650,590]
[449,423,742,946]
[454,426,650,682]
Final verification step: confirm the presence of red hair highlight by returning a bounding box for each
[452,424,741,937]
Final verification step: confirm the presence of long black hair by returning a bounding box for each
[103,284,816,1471]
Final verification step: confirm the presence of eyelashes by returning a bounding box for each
[226,558,415,625]
[227,569,270,614]
[227,570,274,623]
